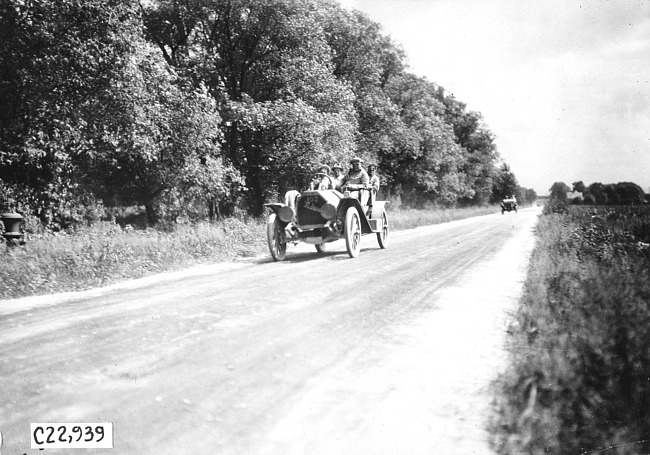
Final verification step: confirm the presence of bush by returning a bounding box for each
[493,206,650,454]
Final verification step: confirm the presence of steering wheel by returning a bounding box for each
[341,183,366,191]
[313,172,335,189]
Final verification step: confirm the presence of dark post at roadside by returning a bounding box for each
[1,212,25,248]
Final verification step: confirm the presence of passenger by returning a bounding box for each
[366,163,380,207]
[284,189,300,210]
[367,163,380,193]
[341,157,370,203]
[331,163,344,191]
[309,164,334,190]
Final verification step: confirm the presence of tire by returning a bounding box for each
[377,211,389,249]
[267,213,287,261]
[345,207,362,258]
[501,208,505,214]
[315,243,326,253]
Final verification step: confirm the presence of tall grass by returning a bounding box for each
[492,206,650,454]
[0,204,504,299]
[0,218,267,299]
[389,205,500,230]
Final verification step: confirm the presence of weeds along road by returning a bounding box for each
[0,208,540,455]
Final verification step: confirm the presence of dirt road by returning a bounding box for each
[0,208,539,454]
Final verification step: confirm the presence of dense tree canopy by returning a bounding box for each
[578,181,646,206]
[1,0,524,225]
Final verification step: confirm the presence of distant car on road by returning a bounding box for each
[264,176,389,260]
[501,197,518,214]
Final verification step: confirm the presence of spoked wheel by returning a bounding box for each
[315,243,326,254]
[377,211,389,249]
[267,213,287,261]
[345,207,361,258]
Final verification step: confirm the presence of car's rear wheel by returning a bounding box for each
[377,211,389,249]
[345,207,361,258]
[267,213,287,261]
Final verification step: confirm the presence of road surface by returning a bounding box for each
[0,208,539,454]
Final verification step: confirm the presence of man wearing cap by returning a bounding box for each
[341,157,370,203]
[331,163,345,191]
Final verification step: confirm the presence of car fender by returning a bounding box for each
[264,203,285,215]
[337,198,373,234]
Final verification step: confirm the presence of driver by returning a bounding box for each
[309,164,334,190]
[341,157,369,203]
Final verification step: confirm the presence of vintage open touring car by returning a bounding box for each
[501,197,518,214]
[264,177,389,261]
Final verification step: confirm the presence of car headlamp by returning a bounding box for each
[278,205,295,223]
[319,203,337,220]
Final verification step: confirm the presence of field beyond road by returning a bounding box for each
[0,207,539,454]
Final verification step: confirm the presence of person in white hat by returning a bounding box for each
[331,163,345,191]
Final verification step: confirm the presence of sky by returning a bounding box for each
[337,0,650,195]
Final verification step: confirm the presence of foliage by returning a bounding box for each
[572,180,586,193]
[0,218,267,299]
[0,0,238,227]
[493,206,650,454]
[492,163,519,202]
[383,74,473,206]
[84,41,240,224]
[543,182,570,214]
[0,0,142,227]
[435,87,499,205]
[3,0,518,228]
[143,0,358,215]
[580,181,646,206]
[516,186,538,206]
[142,0,505,212]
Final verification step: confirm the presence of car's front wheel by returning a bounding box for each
[267,213,287,261]
[345,207,361,258]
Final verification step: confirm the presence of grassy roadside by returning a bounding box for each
[0,205,501,300]
[492,206,650,454]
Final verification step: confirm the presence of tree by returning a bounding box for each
[143,0,358,215]
[0,0,239,226]
[550,182,570,200]
[543,181,571,214]
[434,86,500,205]
[515,187,538,206]
[85,42,240,224]
[572,181,586,193]
[383,74,472,206]
[0,0,144,226]
[588,182,607,204]
[492,163,519,202]
[615,182,645,205]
